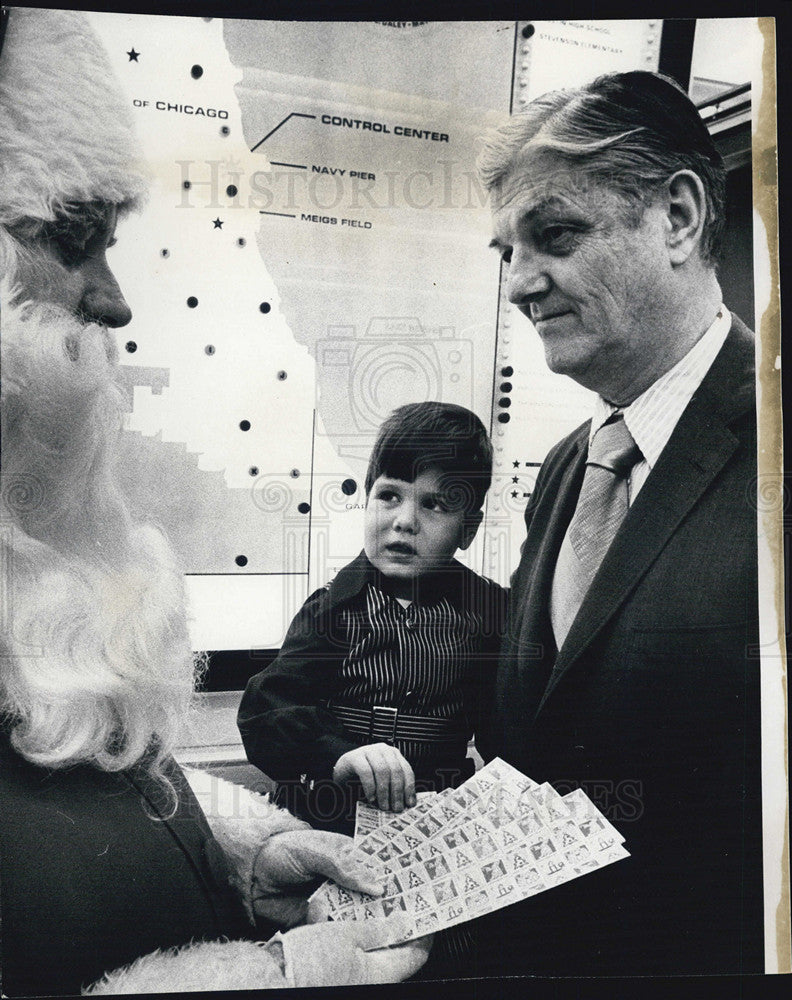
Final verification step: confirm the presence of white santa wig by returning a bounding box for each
[0,7,147,228]
[0,9,197,811]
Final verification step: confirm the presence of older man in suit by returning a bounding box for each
[475,71,763,976]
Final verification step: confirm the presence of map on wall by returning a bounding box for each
[223,19,515,595]
[88,15,665,649]
[88,15,516,648]
[90,13,315,592]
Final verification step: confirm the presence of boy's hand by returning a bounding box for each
[333,744,416,812]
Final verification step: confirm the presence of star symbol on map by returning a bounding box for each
[127,48,139,61]
[213,218,224,229]
[512,476,519,484]
[512,460,520,468]
[511,491,519,499]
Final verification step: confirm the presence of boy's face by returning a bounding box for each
[364,468,482,593]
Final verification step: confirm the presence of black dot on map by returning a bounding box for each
[341,478,357,496]
[125,341,137,353]
[501,366,514,378]
[259,302,271,314]
[237,237,246,247]
[497,413,511,424]
[191,64,203,79]
[297,502,311,515]
[500,381,513,392]
[221,125,230,137]
[239,420,251,431]
[183,180,191,190]
[226,184,238,198]
[249,466,259,477]
[187,296,198,308]
[160,248,170,258]
[290,469,301,479]
[277,370,287,381]
[522,23,535,39]
[205,344,215,356]
[498,397,511,408]
[235,555,248,567]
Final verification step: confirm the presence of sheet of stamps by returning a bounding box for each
[354,791,438,843]
[310,759,630,944]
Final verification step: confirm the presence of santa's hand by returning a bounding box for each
[279,918,432,988]
[252,829,383,926]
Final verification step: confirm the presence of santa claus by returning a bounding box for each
[0,8,429,995]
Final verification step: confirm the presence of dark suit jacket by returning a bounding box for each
[476,316,763,976]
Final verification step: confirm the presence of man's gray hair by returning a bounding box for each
[478,71,726,263]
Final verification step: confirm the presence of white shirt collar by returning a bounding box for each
[590,307,731,469]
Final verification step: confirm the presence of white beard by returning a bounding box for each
[0,283,200,792]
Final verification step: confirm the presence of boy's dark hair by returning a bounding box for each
[365,402,493,513]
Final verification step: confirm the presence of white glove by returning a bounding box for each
[85,926,430,994]
[279,918,433,988]
[253,829,383,927]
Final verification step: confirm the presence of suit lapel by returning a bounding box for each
[509,431,587,717]
[535,318,755,716]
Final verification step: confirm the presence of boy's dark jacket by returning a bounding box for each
[238,550,507,784]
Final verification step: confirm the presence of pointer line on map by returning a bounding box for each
[251,113,317,153]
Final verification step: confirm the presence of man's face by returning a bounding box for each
[490,150,674,402]
[9,202,131,328]
[364,468,480,596]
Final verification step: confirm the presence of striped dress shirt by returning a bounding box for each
[547,308,731,642]
[238,550,507,789]
[335,581,484,766]
[591,306,731,502]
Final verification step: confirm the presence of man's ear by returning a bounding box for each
[458,509,484,551]
[663,169,707,266]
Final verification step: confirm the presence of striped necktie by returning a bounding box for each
[550,413,642,649]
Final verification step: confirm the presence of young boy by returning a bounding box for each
[238,402,507,832]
